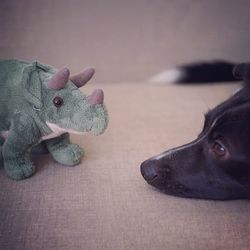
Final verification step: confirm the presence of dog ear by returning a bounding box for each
[233,63,250,82]
[22,62,42,109]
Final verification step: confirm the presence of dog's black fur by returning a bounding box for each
[170,60,238,83]
[141,63,250,200]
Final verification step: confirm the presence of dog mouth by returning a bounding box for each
[148,177,189,196]
[157,182,190,196]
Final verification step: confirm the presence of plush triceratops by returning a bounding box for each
[0,59,108,180]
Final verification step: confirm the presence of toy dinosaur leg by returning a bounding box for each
[2,116,41,180]
[45,133,84,166]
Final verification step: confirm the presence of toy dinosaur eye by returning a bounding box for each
[53,96,64,107]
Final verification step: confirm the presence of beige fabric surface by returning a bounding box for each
[0,82,249,250]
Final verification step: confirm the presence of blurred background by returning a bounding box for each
[0,0,250,83]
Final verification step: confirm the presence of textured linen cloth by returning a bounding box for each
[0,82,249,250]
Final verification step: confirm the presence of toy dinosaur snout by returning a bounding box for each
[41,65,108,136]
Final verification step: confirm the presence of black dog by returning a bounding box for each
[141,63,250,200]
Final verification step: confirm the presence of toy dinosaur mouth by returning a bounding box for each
[43,122,89,140]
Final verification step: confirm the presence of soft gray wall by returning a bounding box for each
[0,0,250,82]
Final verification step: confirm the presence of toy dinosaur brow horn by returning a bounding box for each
[47,68,70,90]
[70,68,95,88]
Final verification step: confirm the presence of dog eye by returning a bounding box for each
[53,97,64,107]
[212,140,227,157]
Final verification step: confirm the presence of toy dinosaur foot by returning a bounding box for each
[4,159,35,180]
[50,144,84,166]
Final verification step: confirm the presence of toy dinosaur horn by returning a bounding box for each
[70,67,95,88]
[47,68,70,90]
[87,89,104,105]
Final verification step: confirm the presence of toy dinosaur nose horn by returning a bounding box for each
[87,89,104,105]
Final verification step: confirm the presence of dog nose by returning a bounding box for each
[140,160,159,182]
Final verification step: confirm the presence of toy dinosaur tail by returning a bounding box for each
[149,60,239,84]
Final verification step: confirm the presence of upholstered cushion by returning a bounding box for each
[0,82,249,250]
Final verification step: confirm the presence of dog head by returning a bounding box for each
[141,63,250,200]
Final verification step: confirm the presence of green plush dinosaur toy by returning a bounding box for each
[0,59,108,180]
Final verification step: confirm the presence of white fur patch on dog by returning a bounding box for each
[149,68,185,84]
[233,87,242,95]
[151,118,221,161]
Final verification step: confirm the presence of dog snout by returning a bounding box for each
[141,159,171,182]
[140,160,159,182]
